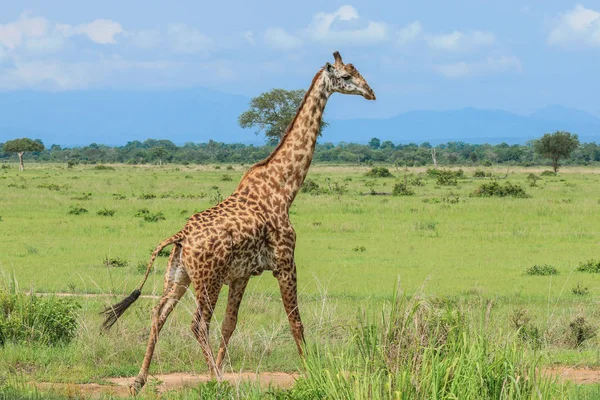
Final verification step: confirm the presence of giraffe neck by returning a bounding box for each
[236,70,332,210]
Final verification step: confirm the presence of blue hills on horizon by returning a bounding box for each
[0,89,599,147]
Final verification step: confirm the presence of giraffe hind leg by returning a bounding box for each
[131,245,190,395]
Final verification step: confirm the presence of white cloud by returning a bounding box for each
[547,4,600,47]
[307,5,387,45]
[168,23,212,54]
[434,56,522,78]
[264,27,303,50]
[427,30,495,52]
[397,21,422,45]
[127,30,161,49]
[57,19,123,44]
[0,12,48,49]
[242,30,255,46]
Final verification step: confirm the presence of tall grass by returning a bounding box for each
[293,288,568,399]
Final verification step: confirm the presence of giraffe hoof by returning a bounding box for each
[129,377,145,396]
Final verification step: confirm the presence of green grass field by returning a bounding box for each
[0,163,599,398]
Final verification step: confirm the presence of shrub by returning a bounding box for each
[0,290,80,346]
[138,193,156,200]
[427,169,463,186]
[97,208,115,217]
[71,192,92,201]
[442,193,460,204]
[150,246,172,257]
[93,165,115,171]
[473,169,491,178]
[226,165,234,170]
[568,316,596,348]
[392,182,415,196]
[414,221,438,231]
[471,181,528,198]
[365,167,393,178]
[112,193,126,200]
[540,170,555,176]
[67,160,79,168]
[325,179,348,199]
[1,164,10,169]
[134,208,150,217]
[408,176,424,186]
[525,264,558,276]
[214,165,221,170]
[67,206,88,215]
[136,261,151,274]
[526,173,541,187]
[571,282,589,296]
[221,174,233,181]
[143,212,166,223]
[103,256,129,268]
[38,183,61,191]
[576,259,600,273]
[301,178,322,194]
[352,246,366,252]
[510,308,542,349]
[483,160,492,167]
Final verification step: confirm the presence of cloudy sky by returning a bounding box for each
[1,1,599,119]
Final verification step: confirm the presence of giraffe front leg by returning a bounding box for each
[275,262,305,357]
[215,277,250,372]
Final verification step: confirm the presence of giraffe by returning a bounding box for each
[101,51,376,395]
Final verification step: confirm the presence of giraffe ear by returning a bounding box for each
[325,62,333,72]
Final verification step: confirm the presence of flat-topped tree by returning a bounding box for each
[102,51,376,395]
[3,138,44,171]
[534,131,579,173]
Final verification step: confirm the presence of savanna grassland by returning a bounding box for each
[0,162,599,399]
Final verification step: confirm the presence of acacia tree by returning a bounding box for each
[238,88,328,145]
[2,138,44,171]
[534,131,579,173]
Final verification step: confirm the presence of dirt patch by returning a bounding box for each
[35,371,299,398]
[545,366,600,384]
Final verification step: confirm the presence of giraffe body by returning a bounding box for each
[101,51,375,395]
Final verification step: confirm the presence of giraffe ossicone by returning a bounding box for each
[101,51,376,395]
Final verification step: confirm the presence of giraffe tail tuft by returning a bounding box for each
[101,289,141,331]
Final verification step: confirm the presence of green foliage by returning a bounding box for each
[38,183,62,191]
[427,168,464,186]
[67,205,88,215]
[510,308,542,349]
[238,88,328,142]
[541,170,556,176]
[138,193,156,200]
[96,207,115,217]
[473,169,492,178]
[112,193,126,200]
[301,178,323,195]
[0,285,79,346]
[392,181,415,196]
[534,131,580,173]
[571,282,589,296]
[71,192,92,200]
[368,137,381,149]
[526,173,541,187]
[135,208,166,222]
[103,256,129,268]
[576,259,600,273]
[525,264,559,276]
[2,138,44,153]
[471,181,528,198]
[365,166,393,178]
[221,174,233,181]
[352,246,366,252]
[568,316,596,348]
[92,165,115,171]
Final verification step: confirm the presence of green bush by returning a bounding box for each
[0,291,80,346]
[143,211,166,222]
[568,316,596,348]
[510,308,542,349]
[471,181,529,198]
[221,174,233,181]
[67,206,88,215]
[576,259,600,273]
[473,169,491,178]
[138,193,156,200]
[427,169,464,186]
[540,170,555,176]
[526,173,541,187]
[112,193,126,200]
[301,178,323,194]
[392,182,415,196]
[93,165,115,171]
[71,192,92,201]
[571,282,589,296]
[365,166,393,178]
[103,256,129,268]
[97,207,115,217]
[525,264,559,276]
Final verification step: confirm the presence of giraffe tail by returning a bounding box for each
[100,231,185,331]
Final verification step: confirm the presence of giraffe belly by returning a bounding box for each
[225,245,273,284]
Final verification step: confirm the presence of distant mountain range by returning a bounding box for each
[0,89,599,146]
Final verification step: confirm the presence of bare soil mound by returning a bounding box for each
[545,366,600,384]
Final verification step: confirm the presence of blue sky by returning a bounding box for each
[1,1,599,120]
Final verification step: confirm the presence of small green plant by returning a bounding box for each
[442,193,460,204]
[526,173,541,187]
[540,170,556,176]
[97,208,115,217]
[473,169,491,178]
[510,308,542,349]
[38,183,61,191]
[138,193,156,200]
[67,160,79,168]
[525,264,558,276]
[136,261,151,274]
[568,316,596,348]
[571,282,589,296]
[93,165,115,171]
[392,182,415,196]
[71,192,92,200]
[112,193,126,200]
[576,259,600,273]
[134,208,150,217]
[150,246,172,257]
[221,174,233,181]
[1,164,10,169]
[427,169,463,186]
[67,205,88,215]
[352,246,366,252]
[103,256,129,268]
[226,165,234,170]
[143,212,166,223]
[214,165,221,170]
[210,188,223,205]
[365,166,393,178]
[326,178,348,199]
[301,178,322,194]
[472,181,528,198]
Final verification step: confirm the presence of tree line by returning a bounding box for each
[1,133,597,171]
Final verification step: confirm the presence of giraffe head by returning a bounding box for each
[324,51,376,100]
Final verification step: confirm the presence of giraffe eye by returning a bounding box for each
[342,76,352,81]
